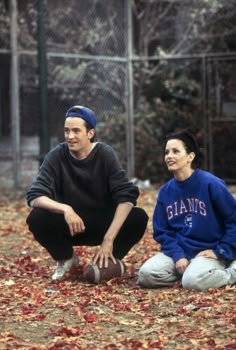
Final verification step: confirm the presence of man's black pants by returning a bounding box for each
[26,207,148,261]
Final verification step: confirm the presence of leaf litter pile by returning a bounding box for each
[0,188,235,350]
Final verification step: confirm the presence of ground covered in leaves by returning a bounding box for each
[0,188,236,350]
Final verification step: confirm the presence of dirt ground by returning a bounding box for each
[0,188,236,350]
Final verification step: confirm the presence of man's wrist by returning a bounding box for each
[62,204,73,214]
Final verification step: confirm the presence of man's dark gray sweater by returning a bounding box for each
[26,142,139,211]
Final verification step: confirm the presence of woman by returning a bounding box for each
[137,131,236,291]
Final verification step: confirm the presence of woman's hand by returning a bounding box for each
[196,249,217,259]
[175,258,189,274]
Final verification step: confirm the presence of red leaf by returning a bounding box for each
[21,306,34,315]
[49,326,83,336]
[84,312,98,323]
[33,313,46,321]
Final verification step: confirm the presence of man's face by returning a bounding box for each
[64,117,94,158]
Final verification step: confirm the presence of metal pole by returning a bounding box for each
[37,0,49,164]
[126,0,135,179]
[202,56,208,170]
[10,0,21,189]
[208,59,214,173]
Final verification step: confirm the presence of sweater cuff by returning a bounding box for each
[214,245,230,260]
[127,202,134,207]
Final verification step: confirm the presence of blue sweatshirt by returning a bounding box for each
[153,169,236,262]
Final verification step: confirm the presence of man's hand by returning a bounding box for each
[175,258,189,275]
[196,249,217,259]
[92,202,133,268]
[93,238,116,268]
[63,207,85,236]
[32,196,85,237]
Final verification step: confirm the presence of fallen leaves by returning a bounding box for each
[0,189,236,349]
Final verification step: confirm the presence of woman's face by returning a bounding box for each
[164,139,195,174]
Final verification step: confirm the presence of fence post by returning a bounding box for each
[10,0,21,189]
[126,0,135,179]
[37,0,50,164]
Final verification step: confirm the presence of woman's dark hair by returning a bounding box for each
[164,131,203,169]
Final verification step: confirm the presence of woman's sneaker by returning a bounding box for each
[52,252,80,280]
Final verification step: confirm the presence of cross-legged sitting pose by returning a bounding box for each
[137,131,236,291]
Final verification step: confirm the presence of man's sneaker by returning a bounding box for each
[229,260,236,270]
[52,252,80,280]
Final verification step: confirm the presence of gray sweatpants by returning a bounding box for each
[137,252,236,291]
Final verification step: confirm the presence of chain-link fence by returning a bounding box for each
[1,0,236,189]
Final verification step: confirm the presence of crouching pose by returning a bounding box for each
[137,131,236,291]
[26,105,148,280]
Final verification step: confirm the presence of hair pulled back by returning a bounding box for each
[165,131,203,169]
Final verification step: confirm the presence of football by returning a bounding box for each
[83,258,126,284]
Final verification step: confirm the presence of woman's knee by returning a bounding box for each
[182,270,208,291]
[138,253,177,287]
[137,263,157,287]
[137,259,173,288]
[181,257,227,291]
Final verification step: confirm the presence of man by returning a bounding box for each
[26,105,148,280]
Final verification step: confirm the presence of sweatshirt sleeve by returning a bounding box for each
[153,192,186,262]
[26,150,60,206]
[210,182,236,261]
[104,145,139,206]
